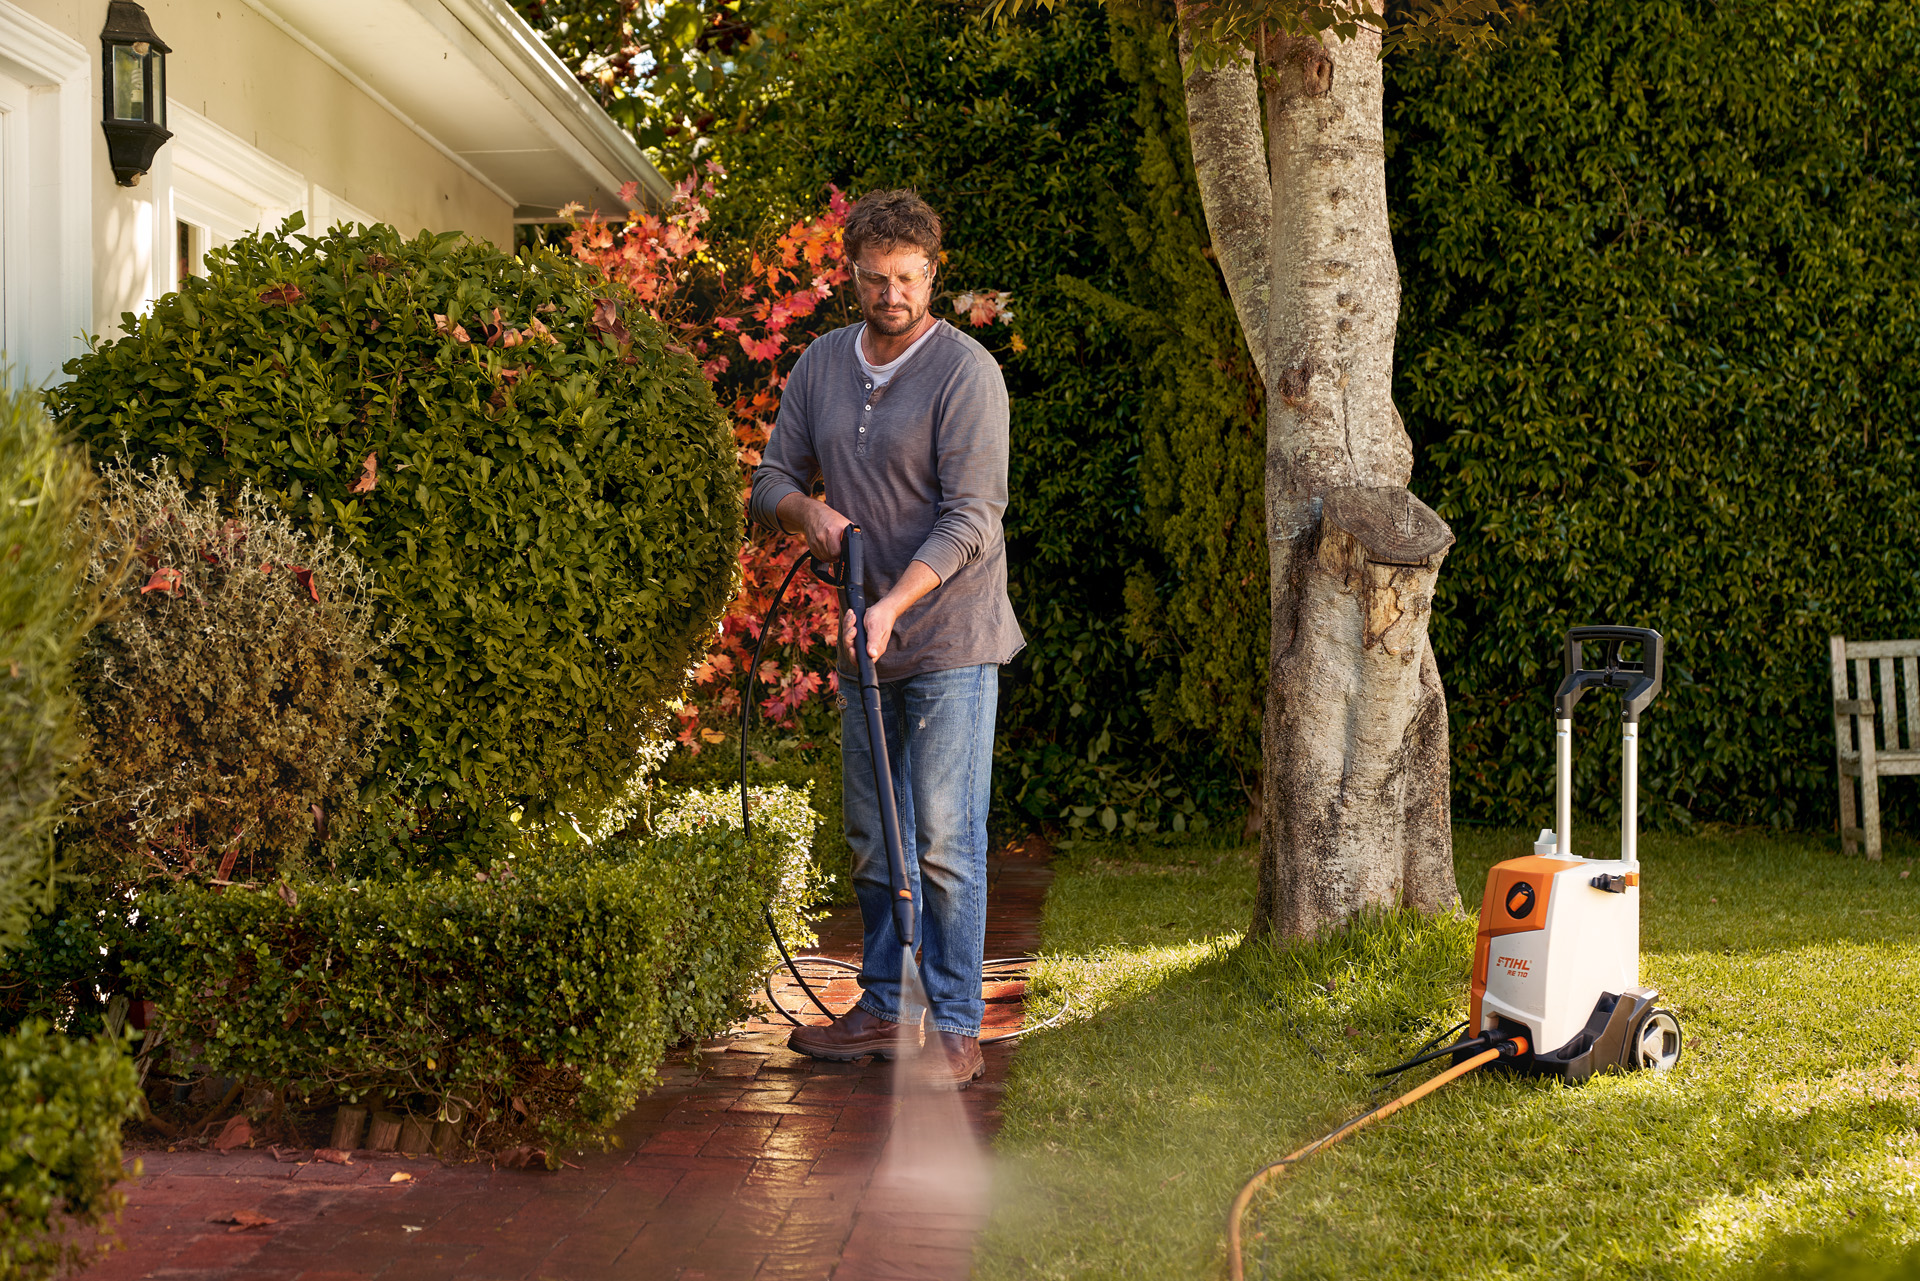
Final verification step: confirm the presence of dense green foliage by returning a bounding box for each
[116,786,816,1155]
[1391,0,1920,831]
[602,0,1252,833]
[981,830,1920,1278]
[0,1020,140,1280]
[47,219,741,825]
[0,382,109,952]
[1084,2,1269,814]
[69,465,387,887]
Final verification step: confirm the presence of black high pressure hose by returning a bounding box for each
[742,549,837,1023]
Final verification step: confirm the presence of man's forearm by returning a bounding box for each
[774,491,815,536]
[880,559,942,614]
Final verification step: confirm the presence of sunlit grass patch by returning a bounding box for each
[981,829,1920,1280]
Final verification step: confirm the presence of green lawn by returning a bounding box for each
[977,829,1920,1280]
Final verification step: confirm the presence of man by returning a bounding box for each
[748,189,1022,1087]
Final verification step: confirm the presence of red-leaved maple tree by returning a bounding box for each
[565,167,1013,750]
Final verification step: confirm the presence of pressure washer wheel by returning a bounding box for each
[1626,1007,1683,1072]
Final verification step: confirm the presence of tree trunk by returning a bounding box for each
[1179,10,1459,938]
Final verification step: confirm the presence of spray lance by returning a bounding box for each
[838,525,918,955]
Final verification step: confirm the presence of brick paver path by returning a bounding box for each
[82,840,1052,1281]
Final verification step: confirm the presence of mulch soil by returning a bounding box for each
[78,838,1052,1281]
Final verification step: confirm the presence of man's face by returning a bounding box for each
[851,243,936,338]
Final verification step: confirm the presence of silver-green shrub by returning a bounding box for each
[69,463,389,887]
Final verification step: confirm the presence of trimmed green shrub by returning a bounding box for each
[124,785,818,1155]
[68,463,387,887]
[47,219,742,824]
[0,380,112,952]
[1390,0,1920,830]
[0,1020,140,1280]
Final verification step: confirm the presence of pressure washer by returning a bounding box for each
[741,525,1062,1046]
[1226,626,1685,1280]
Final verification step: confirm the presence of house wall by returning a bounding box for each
[5,0,513,369]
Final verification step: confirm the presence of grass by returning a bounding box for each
[977,828,1920,1280]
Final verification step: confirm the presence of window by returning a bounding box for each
[175,217,205,286]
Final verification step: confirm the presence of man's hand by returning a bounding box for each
[775,493,852,563]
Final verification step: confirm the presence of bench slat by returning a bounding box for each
[1841,640,1920,660]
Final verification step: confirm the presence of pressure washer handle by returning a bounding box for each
[1555,626,1664,723]
[841,527,916,950]
[1551,625,1662,866]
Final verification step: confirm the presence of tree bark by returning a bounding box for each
[1176,9,1272,383]
[1180,13,1459,938]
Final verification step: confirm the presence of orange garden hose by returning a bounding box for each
[1225,1036,1528,1281]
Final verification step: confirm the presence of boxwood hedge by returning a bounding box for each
[0,1021,140,1280]
[122,785,818,1155]
[47,219,741,825]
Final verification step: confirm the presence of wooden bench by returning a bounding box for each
[1830,635,1920,859]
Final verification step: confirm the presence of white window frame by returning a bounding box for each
[0,2,91,387]
[161,105,308,292]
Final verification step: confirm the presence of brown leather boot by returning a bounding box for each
[925,1032,985,1088]
[787,1006,913,1062]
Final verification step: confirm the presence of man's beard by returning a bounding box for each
[862,295,928,338]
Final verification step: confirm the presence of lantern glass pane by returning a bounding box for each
[111,45,144,121]
[151,53,164,127]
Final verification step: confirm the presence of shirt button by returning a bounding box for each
[859,426,866,433]
[864,404,871,411]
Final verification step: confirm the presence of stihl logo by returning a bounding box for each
[1494,956,1531,978]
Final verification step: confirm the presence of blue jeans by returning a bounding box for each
[841,663,997,1037]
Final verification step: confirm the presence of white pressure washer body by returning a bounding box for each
[1469,627,1684,1082]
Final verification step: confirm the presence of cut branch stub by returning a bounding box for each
[1321,486,1452,565]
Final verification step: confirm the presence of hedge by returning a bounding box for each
[0,381,107,951]
[121,785,818,1154]
[1391,0,1920,830]
[47,219,741,827]
[0,1021,140,1280]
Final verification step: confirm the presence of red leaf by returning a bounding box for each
[140,567,183,595]
[213,1115,252,1152]
[213,1208,277,1232]
[314,1148,353,1165]
[350,452,378,495]
[258,284,303,307]
[288,565,318,602]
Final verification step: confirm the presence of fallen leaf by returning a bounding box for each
[494,1144,547,1169]
[402,1224,423,1234]
[275,881,299,909]
[350,452,378,495]
[314,1148,354,1165]
[389,1171,412,1183]
[140,567,183,595]
[213,1115,252,1152]
[213,1209,277,1232]
[288,565,319,602]
[268,1146,305,1163]
[258,284,304,307]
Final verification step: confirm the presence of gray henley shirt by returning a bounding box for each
[747,320,1025,683]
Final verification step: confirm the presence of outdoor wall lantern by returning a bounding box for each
[100,0,171,186]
